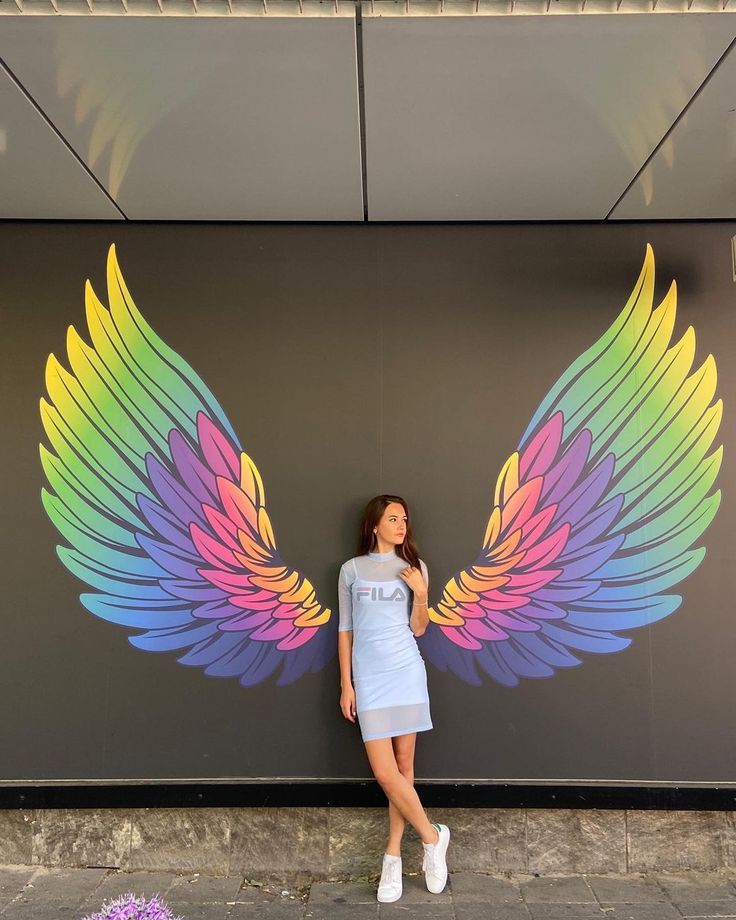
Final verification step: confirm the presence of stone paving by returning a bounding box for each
[3,865,736,920]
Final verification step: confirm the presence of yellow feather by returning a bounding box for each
[482,506,501,551]
[494,453,519,507]
[294,605,331,627]
[441,576,476,604]
[234,536,273,566]
[257,507,277,551]
[239,561,287,580]
[473,558,520,577]
[704,400,723,442]
[44,354,67,407]
[666,326,696,372]
[458,571,508,594]
[487,528,522,560]
[240,451,266,507]
[685,355,718,421]
[624,243,656,335]
[271,570,299,594]
[282,579,316,605]
[237,525,273,557]
[85,277,106,316]
[431,603,465,626]
[106,243,135,319]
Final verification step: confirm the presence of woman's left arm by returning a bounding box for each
[400,560,429,637]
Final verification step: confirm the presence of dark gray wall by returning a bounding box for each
[1,222,734,782]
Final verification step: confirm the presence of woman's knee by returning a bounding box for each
[366,738,411,787]
[396,758,414,781]
[373,762,401,787]
[392,734,416,779]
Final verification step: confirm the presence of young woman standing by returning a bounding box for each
[337,494,450,903]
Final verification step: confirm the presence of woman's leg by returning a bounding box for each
[364,736,439,847]
[386,732,418,855]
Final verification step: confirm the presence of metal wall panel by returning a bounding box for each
[361,15,736,221]
[0,62,122,220]
[0,18,363,220]
[611,41,736,219]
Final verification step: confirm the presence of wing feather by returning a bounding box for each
[40,244,334,688]
[418,245,722,687]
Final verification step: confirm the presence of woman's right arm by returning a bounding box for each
[337,564,356,723]
[338,632,355,722]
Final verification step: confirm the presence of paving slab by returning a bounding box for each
[655,873,736,902]
[596,903,683,920]
[78,868,177,908]
[393,873,452,902]
[307,881,377,904]
[601,901,681,920]
[231,905,305,919]
[2,903,83,919]
[585,875,668,903]
[676,901,736,917]
[521,877,598,903]
[380,904,454,918]
[15,866,108,904]
[164,907,229,920]
[450,872,525,904]
[0,868,34,908]
[526,905,612,920]
[166,872,245,903]
[456,903,533,920]
[225,890,306,911]
[6,863,736,920]
[305,903,377,919]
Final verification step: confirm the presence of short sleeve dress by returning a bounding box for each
[337,548,433,742]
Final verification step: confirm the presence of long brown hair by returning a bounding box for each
[356,494,421,569]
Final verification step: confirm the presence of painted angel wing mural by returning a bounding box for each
[39,244,333,688]
[40,243,722,692]
[416,244,723,687]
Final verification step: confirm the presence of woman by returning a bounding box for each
[337,494,450,903]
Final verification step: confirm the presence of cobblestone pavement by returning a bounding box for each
[3,865,736,920]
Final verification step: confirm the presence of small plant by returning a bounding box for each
[81,891,183,920]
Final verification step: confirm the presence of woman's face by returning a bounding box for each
[374,502,408,547]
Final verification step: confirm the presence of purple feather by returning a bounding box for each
[137,495,197,554]
[542,428,592,506]
[519,412,563,480]
[168,428,218,505]
[197,412,240,481]
[193,599,243,619]
[535,579,599,603]
[146,453,208,530]
[563,493,625,555]
[553,453,615,529]
[556,535,623,580]
[513,601,567,621]
[136,533,203,580]
[164,580,229,602]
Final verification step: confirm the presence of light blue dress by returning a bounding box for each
[338,549,433,742]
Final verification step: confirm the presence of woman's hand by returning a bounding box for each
[398,565,428,599]
[340,685,357,723]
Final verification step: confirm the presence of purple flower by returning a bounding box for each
[81,891,183,920]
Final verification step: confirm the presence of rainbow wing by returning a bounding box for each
[40,244,333,687]
[417,244,722,687]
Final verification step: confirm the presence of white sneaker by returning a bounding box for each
[422,823,450,893]
[377,853,402,902]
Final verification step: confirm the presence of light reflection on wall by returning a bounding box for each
[553,28,709,211]
[52,29,197,200]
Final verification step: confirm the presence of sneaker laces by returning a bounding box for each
[381,856,401,887]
